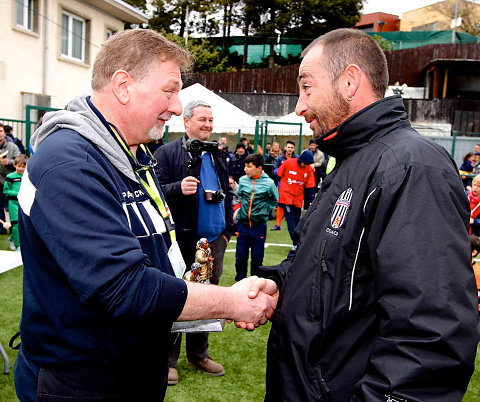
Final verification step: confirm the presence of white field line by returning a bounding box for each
[226,240,292,252]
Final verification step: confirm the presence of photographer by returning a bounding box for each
[154,100,234,385]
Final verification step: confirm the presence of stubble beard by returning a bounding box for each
[311,86,351,139]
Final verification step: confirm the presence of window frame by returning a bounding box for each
[60,10,86,63]
[15,0,38,33]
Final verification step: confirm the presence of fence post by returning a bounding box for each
[164,126,169,143]
[254,120,259,152]
[298,124,303,154]
[451,130,457,160]
[237,129,241,144]
[26,105,32,157]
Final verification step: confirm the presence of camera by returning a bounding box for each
[203,189,226,203]
[186,138,219,156]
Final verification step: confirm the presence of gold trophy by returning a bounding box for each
[171,238,225,333]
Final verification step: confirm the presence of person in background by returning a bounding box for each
[3,154,27,250]
[276,149,315,248]
[230,143,247,183]
[467,174,480,236]
[264,141,280,181]
[271,140,298,231]
[4,125,26,154]
[234,153,278,281]
[460,152,476,188]
[0,123,20,234]
[469,235,480,313]
[154,100,234,385]
[240,137,254,154]
[308,138,325,193]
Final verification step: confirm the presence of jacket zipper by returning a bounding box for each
[349,187,377,311]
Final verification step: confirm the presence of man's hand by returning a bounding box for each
[229,277,279,331]
[227,276,277,330]
[181,176,200,195]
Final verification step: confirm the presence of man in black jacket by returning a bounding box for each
[247,28,480,401]
[154,100,234,385]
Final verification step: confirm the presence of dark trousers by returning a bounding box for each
[169,234,228,367]
[14,347,168,402]
[235,221,267,281]
[281,203,301,245]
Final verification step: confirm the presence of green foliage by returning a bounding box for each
[161,31,235,72]
[372,34,395,52]
[122,0,148,12]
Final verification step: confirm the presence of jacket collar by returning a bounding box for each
[315,95,410,161]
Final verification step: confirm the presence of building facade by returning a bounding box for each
[0,0,147,121]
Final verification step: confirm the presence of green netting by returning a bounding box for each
[367,30,478,50]
[229,43,302,64]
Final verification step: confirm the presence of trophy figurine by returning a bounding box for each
[171,238,225,333]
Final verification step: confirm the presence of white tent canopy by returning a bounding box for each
[267,112,313,137]
[165,83,257,134]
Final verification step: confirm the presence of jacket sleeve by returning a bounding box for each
[353,164,479,401]
[27,160,187,322]
[3,177,14,196]
[221,157,234,239]
[258,250,296,290]
[277,160,286,178]
[268,181,279,208]
[154,144,184,203]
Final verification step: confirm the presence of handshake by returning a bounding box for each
[178,276,279,331]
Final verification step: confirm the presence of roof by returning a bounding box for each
[165,84,258,134]
[83,0,148,24]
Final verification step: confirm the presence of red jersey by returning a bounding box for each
[277,158,315,208]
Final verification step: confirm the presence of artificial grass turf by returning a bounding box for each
[2,222,480,401]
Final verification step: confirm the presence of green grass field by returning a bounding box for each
[1,221,480,401]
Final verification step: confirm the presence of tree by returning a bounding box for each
[282,0,363,39]
[435,0,480,36]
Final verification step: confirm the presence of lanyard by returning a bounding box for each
[108,124,176,240]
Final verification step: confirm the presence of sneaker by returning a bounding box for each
[168,367,179,386]
[188,357,225,376]
[270,225,281,231]
[8,237,15,251]
[291,245,297,251]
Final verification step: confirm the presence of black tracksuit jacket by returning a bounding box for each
[259,96,479,401]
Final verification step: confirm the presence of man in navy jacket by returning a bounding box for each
[14,29,276,402]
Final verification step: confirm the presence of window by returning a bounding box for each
[106,28,116,40]
[16,0,37,32]
[61,11,86,62]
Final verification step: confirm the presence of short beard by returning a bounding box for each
[147,113,171,141]
[311,84,351,139]
[147,124,164,141]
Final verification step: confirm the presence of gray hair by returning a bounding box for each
[184,100,211,119]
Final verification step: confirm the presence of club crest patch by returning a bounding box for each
[331,188,353,229]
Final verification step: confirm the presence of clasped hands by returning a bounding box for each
[227,276,279,331]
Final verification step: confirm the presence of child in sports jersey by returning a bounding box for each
[467,174,480,236]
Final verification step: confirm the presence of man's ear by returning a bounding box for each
[473,249,478,258]
[111,70,131,105]
[342,64,362,99]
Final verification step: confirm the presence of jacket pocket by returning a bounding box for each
[310,239,327,322]
[311,364,331,401]
[310,238,335,328]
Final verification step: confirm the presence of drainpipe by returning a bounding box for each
[42,0,49,96]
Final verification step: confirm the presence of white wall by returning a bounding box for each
[0,0,125,120]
